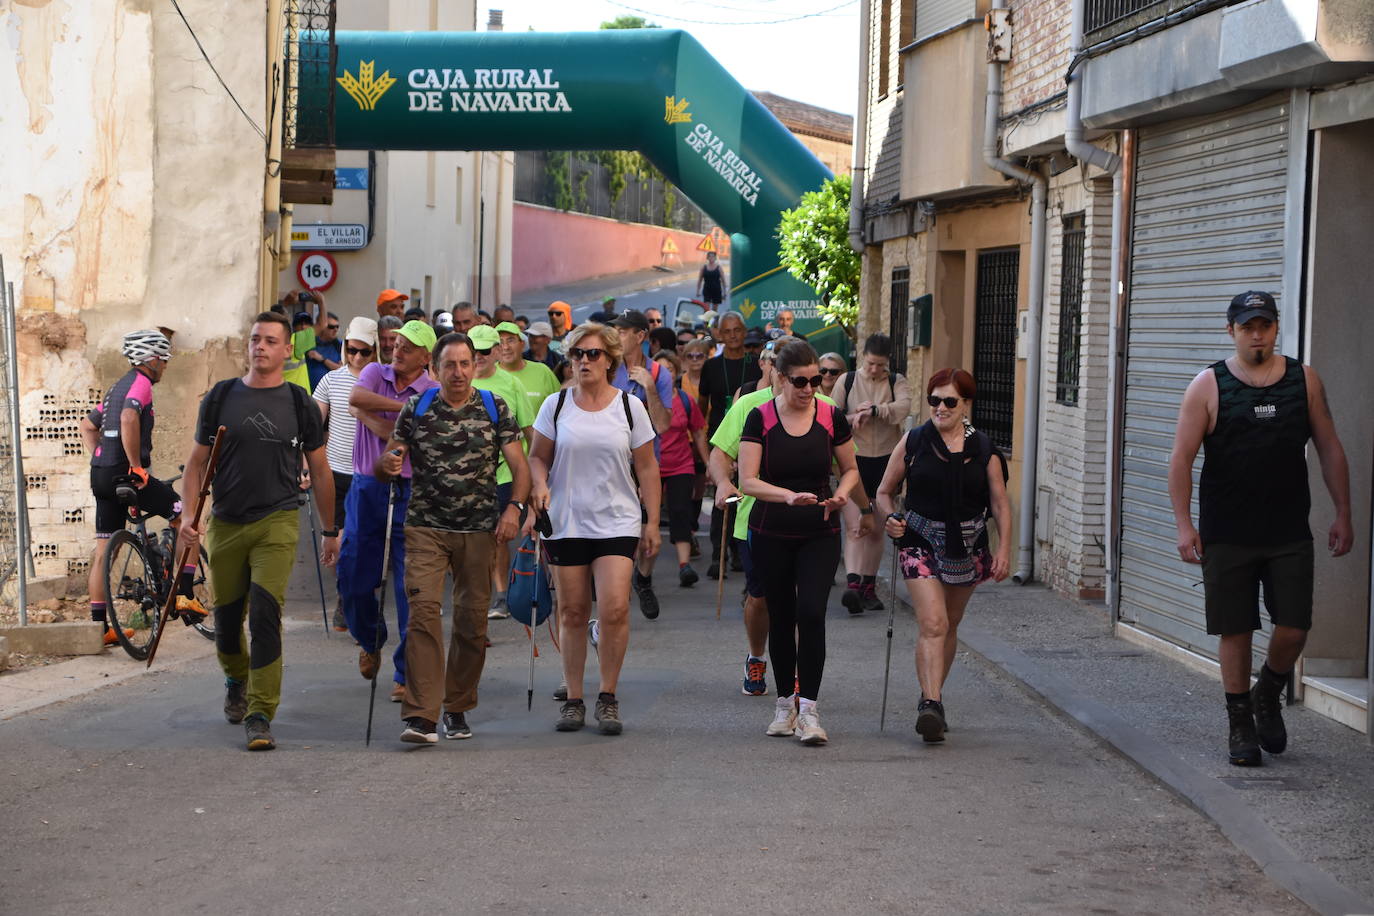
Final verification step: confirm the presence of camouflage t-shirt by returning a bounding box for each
[393,388,520,532]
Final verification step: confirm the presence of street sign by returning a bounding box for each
[290,223,367,250]
[696,232,715,253]
[334,167,370,190]
[296,251,338,291]
[661,236,679,254]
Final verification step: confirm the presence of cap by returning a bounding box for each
[376,288,409,307]
[526,320,554,338]
[433,312,454,331]
[396,319,437,353]
[1227,290,1278,325]
[467,324,502,351]
[292,311,314,326]
[743,328,766,346]
[611,309,650,332]
[758,341,779,363]
[601,296,617,306]
[344,316,378,347]
[766,327,789,341]
[494,320,525,341]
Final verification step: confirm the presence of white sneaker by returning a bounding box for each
[766,695,798,737]
[487,592,509,620]
[795,705,828,745]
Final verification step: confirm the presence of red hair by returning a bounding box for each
[927,367,976,399]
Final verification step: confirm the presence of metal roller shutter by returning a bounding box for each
[1118,96,1291,659]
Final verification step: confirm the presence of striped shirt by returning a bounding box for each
[312,366,361,476]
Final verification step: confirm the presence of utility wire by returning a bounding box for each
[168,0,267,141]
[604,0,855,26]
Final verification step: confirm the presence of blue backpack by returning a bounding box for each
[507,534,554,626]
[414,386,498,423]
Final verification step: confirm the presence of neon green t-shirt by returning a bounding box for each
[473,368,533,485]
[501,359,561,418]
[709,387,837,541]
[285,328,315,391]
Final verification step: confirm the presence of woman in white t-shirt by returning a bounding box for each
[529,323,661,736]
[312,316,377,630]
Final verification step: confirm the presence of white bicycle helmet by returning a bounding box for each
[122,329,172,366]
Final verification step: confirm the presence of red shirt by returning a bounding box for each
[659,390,705,478]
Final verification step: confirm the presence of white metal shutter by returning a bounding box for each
[915,0,976,43]
[1117,96,1291,658]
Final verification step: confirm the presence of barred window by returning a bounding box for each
[888,266,910,376]
[1056,214,1085,406]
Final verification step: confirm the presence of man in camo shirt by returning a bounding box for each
[376,331,530,744]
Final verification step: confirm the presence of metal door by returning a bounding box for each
[973,247,1019,452]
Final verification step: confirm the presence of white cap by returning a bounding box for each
[344,316,378,347]
[526,320,554,338]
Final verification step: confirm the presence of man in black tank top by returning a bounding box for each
[1169,291,1353,768]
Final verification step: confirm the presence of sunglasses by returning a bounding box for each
[567,347,605,362]
[648,318,663,326]
[346,346,374,357]
[684,352,706,360]
[474,346,494,356]
[787,374,823,389]
[327,323,340,330]
[818,367,843,376]
[928,395,961,409]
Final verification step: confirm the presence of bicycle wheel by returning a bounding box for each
[190,546,215,641]
[104,529,160,661]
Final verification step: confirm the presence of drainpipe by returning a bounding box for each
[848,0,871,254]
[983,0,1047,584]
[1066,0,1125,605]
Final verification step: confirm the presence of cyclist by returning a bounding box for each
[81,330,204,646]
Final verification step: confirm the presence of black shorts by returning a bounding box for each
[855,454,889,502]
[1201,540,1314,635]
[544,536,639,567]
[663,474,697,544]
[90,465,181,536]
[735,535,766,598]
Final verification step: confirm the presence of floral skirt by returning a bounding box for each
[897,510,992,587]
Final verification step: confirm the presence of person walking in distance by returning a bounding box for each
[376,315,402,365]
[1168,291,1352,767]
[305,308,343,391]
[529,323,661,735]
[340,320,439,702]
[545,301,572,353]
[817,352,846,399]
[311,316,377,630]
[876,368,1010,743]
[523,320,566,381]
[377,332,529,743]
[181,312,337,751]
[696,250,727,308]
[376,288,409,321]
[738,341,861,746]
[651,350,708,586]
[699,312,760,578]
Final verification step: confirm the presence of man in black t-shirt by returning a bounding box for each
[697,312,759,577]
[181,312,336,752]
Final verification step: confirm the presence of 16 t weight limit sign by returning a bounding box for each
[296,251,338,291]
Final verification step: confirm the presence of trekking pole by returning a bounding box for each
[715,495,738,620]
[880,516,901,731]
[365,463,400,746]
[303,492,330,637]
[146,428,226,669]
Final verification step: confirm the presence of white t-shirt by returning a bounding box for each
[312,366,361,476]
[533,389,655,540]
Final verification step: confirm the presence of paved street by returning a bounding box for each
[0,542,1305,914]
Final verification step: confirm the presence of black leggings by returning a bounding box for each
[664,474,697,544]
[749,531,840,701]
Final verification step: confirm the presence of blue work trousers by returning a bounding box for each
[338,474,410,684]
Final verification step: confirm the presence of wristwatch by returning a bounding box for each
[321,528,339,538]
[859,505,873,516]
[509,500,526,514]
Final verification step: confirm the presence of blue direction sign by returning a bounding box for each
[334,167,370,190]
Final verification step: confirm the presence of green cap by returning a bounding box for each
[494,320,524,341]
[397,319,437,352]
[467,324,501,351]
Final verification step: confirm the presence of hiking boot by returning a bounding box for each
[390,683,404,703]
[223,678,248,724]
[556,699,586,731]
[707,562,722,580]
[690,537,701,559]
[244,714,275,751]
[1227,697,1262,766]
[1251,668,1288,755]
[742,656,768,696]
[795,705,828,746]
[587,619,600,652]
[594,692,623,735]
[915,698,947,743]
[841,584,864,615]
[553,681,569,701]
[861,584,884,612]
[487,591,509,620]
[358,649,380,680]
[679,564,699,588]
[331,605,348,633]
[400,717,438,745]
[175,595,209,625]
[766,695,798,737]
[442,711,473,740]
[634,570,660,620]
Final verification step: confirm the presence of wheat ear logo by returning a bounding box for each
[664,96,692,125]
[338,61,397,111]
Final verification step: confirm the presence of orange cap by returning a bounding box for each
[376,288,409,307]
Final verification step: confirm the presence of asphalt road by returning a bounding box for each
[0,539,1305,915]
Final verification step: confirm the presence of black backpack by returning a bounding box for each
[197,378,317,456]
[841,369,896,408]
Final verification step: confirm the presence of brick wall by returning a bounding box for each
[1001,0,1072,115]
[864,0,906,207]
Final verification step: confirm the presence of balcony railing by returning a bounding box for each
[283,0,336,149]
[1085,0,1241,44]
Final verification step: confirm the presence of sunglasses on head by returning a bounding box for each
[567,347,605,362]
[787,374,823,389]
[346,346,373,357]
[818,367,842,376]
[927,395,961,409]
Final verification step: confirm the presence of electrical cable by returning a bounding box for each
[168,0,267,141]
[604,0,855,26]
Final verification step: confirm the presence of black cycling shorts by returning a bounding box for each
[544,537,639,567]
[90,465,181,536]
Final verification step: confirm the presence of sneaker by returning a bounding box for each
[1250,669,1288,755]
[707,562,722,580]
[915,697,947,743]
[594,692,623,735]
[679,564,699,588]
[223,678,248,724]
[487,591,510,620]
[841,584,864,615]
[766,695,798,737]
[795,705,828,746]
[358,649,380,680]
[244,714,275,751]
[556,699,586,731]
[442,711,472,740]
[400,717,438,744]
[390,683,404,703]
[634,570,660,620]
[742,657,768,696]
[861,583,884,612]
[1226,697,1262,766]
[553,681,569,701]
[587,619,600,651]
[175,595,209,625]
[331,606,348,633]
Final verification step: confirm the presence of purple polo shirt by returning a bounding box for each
[351,362,438,478]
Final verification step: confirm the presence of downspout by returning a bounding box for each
[1065,0,1125,605]
[848,0,872,254]
[983,0,1047,584]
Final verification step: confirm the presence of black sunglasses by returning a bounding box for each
[346,346,373,357]
[927,395,961,409]
[787,374,823,389]
[818,367,842,376]
[474,346,494,356]
[568,347,605,362]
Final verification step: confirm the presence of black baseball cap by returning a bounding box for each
[611,309,650,332]
[743,327,766,347]
[1227,290,1278,325]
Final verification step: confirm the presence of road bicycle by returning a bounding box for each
[103,472,214,661]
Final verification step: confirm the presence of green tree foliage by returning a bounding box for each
[776,174,859,334]
[600,15,659,29]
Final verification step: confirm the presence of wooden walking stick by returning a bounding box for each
[715,495,739,620]
[146,427,226,668]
